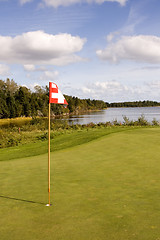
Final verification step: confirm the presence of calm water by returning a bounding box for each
[59,107,160,125]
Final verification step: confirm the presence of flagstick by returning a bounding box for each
[48,102,51,206]
[47,81,68,206]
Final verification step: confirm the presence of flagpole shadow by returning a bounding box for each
[0,195,46,205]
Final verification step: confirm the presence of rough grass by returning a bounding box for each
[0,117,32,127]
[0,127,160,240]
[1,115,159,149]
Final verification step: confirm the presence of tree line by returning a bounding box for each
[1,79,160,119]
[106,101,160,108]
[0,79,106,119]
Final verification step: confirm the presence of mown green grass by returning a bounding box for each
[0,127,160,240]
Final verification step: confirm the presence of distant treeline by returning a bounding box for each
[0,79,106,119]
[106,101,160,108]
[1,79,160,119]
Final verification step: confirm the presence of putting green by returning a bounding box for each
[0,127,160,240]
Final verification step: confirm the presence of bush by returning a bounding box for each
[86,122,96,128]
[112,119,121,126]
[137,115,149,126]
[36,132,48,141]
[123,116,130,125]
[152,118,159,126]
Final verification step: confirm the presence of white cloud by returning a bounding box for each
[24,64,51,72]
[0,64,10,76]
[97,35,160,64]
[82,81,129,99]
[19,0,33,4]
[41,0,127,8]
[70,80,160,102]
[106,31,119,42]
[24,64,36,71]
[0,31,86,66]
[24,64,59,82]
[147,80,160,89]
[106,33,115,42]
[94,0,127,6]
[23,64,59,81]
[40,70,59,80]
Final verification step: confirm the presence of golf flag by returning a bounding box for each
[47,82,68,206]
[49,82,68,105]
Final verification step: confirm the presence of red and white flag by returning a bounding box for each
[49,82,68,105]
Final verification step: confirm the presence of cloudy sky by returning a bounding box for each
[0,0,160,102]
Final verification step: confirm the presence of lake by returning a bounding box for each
[58,107,160,125]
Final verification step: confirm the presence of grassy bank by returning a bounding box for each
[0,126,133,161]
[1,115,159,149]
[0,127,160,240]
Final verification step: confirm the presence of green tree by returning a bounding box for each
[15,86,31,117]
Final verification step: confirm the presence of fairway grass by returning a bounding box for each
[0,127,160,240]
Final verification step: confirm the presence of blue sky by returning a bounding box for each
[0,0,160,102]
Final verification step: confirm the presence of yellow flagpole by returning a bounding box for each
[48,102,51,206]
